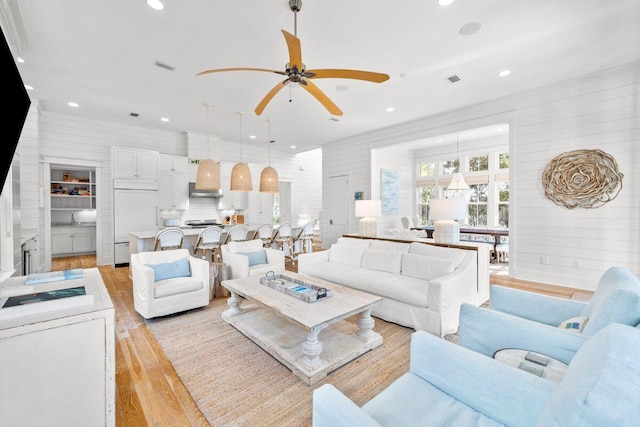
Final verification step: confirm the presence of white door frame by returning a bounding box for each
[42,157,103,271]
[328,174,350,246]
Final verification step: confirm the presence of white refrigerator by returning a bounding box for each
[114,182,158,265]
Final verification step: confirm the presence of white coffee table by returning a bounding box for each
[221,272,383,385]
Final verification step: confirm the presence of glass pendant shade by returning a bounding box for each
[259,166,280,193]
[230,162,252,191]
[195,159,221,190]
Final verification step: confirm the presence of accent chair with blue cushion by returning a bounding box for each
[131,248,210,319]
[313,324,640,427]
[221,239,285,279]
[458,266,640,364]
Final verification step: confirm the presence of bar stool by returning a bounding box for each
[272,222,293,256]
[252,223,275,247]
[223,224,250,244]
[193,225,223,262]
[290,222,315,264]
[153,227,184,251]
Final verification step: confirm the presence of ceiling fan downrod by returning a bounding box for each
[289,0,302,36]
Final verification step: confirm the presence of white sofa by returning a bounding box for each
[221,239,285,279]
[131,249,210,319]
[297,237,479,336]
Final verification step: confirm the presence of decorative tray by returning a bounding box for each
[260,271,332,303]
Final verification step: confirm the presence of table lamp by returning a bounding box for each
[355,200,382,237]
[428,198,467,244]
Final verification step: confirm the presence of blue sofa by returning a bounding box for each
[458,266,640,364]
[312,324,640,426]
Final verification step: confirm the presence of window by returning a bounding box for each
[417,185,436,226]
[419,162,435,177]
[498,182,509,227]
[468,184,488,226]
[272,193,280,224]
[499,152,510,169]
[469,155,488,172]
[442,159,459,175]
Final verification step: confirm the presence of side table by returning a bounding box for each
[210,262,229,299]
[493,348,568,384]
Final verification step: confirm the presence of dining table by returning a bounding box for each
[413,225,509,262]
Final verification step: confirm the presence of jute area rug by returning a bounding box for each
[146,298,414,427]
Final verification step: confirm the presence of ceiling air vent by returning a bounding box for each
[447,74,461,83]
[329,117,340,122]
[130,112,139,117]
[154,60,176,71]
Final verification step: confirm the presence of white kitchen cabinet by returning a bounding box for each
[52,227,96,255]
[0,268,115,427]
[112,147,158,181]
[158,155,188,209]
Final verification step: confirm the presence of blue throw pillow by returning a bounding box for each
[145,257,191,282]
[238,250,267,266]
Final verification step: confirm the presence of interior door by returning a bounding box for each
[329,175,349,245]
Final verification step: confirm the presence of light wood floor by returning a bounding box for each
[51,255,591,426]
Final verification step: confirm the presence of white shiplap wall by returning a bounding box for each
[322,61,640,291]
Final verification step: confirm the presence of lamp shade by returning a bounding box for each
[355,200,381,217]
[195,159,221,190]
[259,166,279,193]
[429,198,467,220]
[230,162,253,191]
[446,172,471,191]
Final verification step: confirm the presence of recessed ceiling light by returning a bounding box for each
[17,57,24,63]
[336,84,349,91]
[146,0,164,11]
[290,145,297,149]
[68,102,79,108]
[459,22,482,36]
[24,84,33,91]
[250,135,256,139]
[438,0,455,6]
[437,139,443,143]
[499,70,511,77]
[386,107,395,112]
[161,117,169,122]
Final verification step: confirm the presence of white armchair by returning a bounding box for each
[131,249,210,319]
[221,239,285,279]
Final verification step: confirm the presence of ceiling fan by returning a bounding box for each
[196,0,389,116]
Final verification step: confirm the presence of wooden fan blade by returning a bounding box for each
[196,67,286,76]
[306,69,389,83]
[299,79,343,116]
[281,30,303,70]
[255,79,290,115]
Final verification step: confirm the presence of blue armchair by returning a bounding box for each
[312,324,640,426]
[458,266,640,364]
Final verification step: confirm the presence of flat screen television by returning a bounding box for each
[0,25,31,192]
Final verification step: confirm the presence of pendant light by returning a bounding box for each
[230,112,253,191]
[445,134,470,197]
[195,102,221,190]
[259,119,280,193]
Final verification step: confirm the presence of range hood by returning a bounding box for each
[189,182,223,198]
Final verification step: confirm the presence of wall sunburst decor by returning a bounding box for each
[541,149,623,209]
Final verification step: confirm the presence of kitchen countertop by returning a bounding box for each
[21,228,39,245]
[52,222,97,228]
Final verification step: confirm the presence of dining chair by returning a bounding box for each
[400,216,410,229]
[493,225,509,263]
[193,225,224,262]
[223,224,250,244]
[412,216,420,228]
[153,227,184,251]
[252,223,275,247]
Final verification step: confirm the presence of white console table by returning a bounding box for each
[0,268,115,426]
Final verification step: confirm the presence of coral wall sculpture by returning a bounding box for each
[541,149,623,209]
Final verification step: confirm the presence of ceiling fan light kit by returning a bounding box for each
[197,0,389,116]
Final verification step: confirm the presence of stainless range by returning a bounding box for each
[183,219,223,229]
